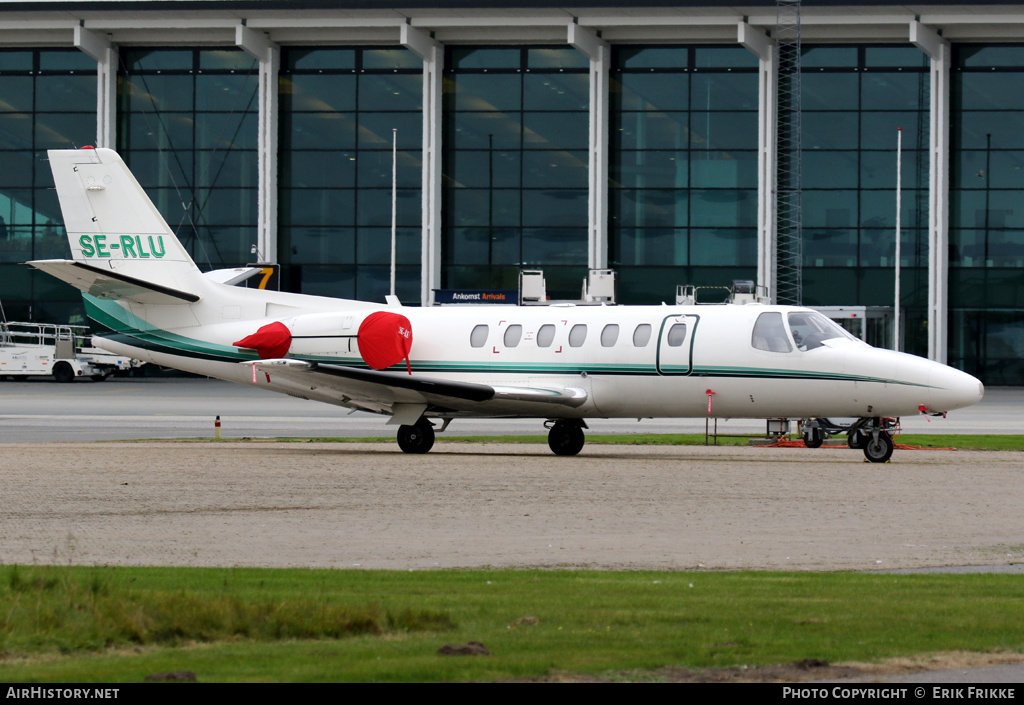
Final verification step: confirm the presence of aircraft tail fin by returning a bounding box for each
[37,147,204,300]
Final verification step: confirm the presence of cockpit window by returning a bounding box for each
[752,312,792,353]
[787,311,857,351]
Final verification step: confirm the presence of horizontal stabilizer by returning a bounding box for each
[27,260,200,304]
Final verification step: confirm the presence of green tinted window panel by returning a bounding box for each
[803,150,859,189]
[355,188,421,227]
[523,73,589,111]
[611,227,687,267]
[281,226,356,265]
[615,47,689,70]
[122,75,195,112]
[521,190,587,227]
[521,227,588,264]
[612,151,689,189]
[356,149,423,189]
[527,47,588,70]
[803,112,860,150]
[860,72,930,111]
[614,111,688,151]
[445,189,521,227]
[801,73,859,111]
[35,75,96,111]
[446,73,522,112]
[521,112,588,150]
[358,73,423,112]
[691,73,758,111]
[194,112,258,150]
[689,189,756,228]
[612,189,688,228]
[689,228,756,266]
[521,150,588,189]
[280,74,357,112]
[355,112,422,150]
[123,48,193,72]
[694,112,759,150]
[444,150,522,189]
[195,73,259,111]
[284,112,358,150]
[612,73,689,112]
[448,111,522,150]
[280,188,356,226]
[956,110,1024,149]
[355,226,421,265]
[803,228,859,267]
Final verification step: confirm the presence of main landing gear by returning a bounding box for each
[397,417,435,454]
[801,417,896,463]
[546,419,587,456]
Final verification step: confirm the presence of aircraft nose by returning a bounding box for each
[928,364,984,412]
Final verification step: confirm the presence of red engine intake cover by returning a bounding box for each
[358,311,413,373]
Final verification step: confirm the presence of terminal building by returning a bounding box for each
[0,0,1021,383]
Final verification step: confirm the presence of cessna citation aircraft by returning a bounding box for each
[31,148,984,462]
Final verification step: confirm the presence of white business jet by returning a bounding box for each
[30,148,983,462]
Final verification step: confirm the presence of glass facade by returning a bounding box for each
[0,28,1021,384]
[609,46,759,304]
[0,49,97,322]
[280,47,423,303]
[117,47,259,270]
[442,46,590,297]
[951,45,1024,383]
[800,46,931,357]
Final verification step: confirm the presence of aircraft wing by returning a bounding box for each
[247,359,588,421]
[28,260,199,304]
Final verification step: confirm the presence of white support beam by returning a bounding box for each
[749,33,777,303]
[74,26,116,149]
[737,20,771,62]
[910,19,946,61]
[568,23,609,271]
[73,25,109,63]
[400,22,441,61]
[404,23,444,304]
[418,44,444,306]
[237,26,280,265]
[236,24,275,64]
[568,21,605,61]
[920,31,951,364]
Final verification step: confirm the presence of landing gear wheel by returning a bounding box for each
[52,362,74,384]
[548,421,585,456]
[847,430,867,449]
[803,427,824,449]
[397,418,435,454]
[863,432,894,463]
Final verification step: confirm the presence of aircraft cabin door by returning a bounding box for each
[656,314,697,375]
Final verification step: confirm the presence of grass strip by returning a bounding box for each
[2,566,1024,682]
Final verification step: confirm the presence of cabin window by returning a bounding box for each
[666,323,687,347]
[751,312,792,353]
[568,324,587,347]
[536,324,555,347]
[504,324,523,347]
[633,323,652,347]
[470,324,489,348]
[600,324,619,347]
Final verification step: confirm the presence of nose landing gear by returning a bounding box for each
[801,417,897,462]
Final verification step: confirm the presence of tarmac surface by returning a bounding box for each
[1,377,1022,683]
[0,377,1019,442]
